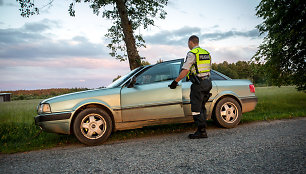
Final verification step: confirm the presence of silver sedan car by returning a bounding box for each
[35,59,257,145]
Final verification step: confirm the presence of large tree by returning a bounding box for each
[254,0,306,90]
[17,0,168,70]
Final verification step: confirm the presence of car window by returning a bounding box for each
[135,61,181,85]
[211,71,226,80]
[107,67,142,88]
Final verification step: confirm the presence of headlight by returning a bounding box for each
[38,103,51,114]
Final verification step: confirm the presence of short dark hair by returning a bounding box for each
[188,35,199,44]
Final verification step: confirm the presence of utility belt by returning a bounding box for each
[188,74,210,84]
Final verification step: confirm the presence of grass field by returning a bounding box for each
[242,86,306,122]
[0,86,305,153]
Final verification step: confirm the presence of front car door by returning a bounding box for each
[121,59,185,122]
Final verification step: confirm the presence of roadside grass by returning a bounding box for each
[0,86,305,154]
[241,86,306,122]
[0,99,77,153]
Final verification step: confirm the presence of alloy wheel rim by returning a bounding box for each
[220,102,238,123]
[80,113,107,139]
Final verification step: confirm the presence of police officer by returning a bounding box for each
[169,35,212,139]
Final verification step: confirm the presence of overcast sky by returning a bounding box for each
[0,0,263,90]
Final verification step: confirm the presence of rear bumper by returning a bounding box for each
[35,113,72,134]
[241,97,258,113]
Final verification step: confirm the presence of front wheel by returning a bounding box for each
[213,97,242,128]
[73,108,112,145]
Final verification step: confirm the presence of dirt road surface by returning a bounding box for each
[1,118,305,174]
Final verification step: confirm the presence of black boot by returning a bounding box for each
[188,127,208,139]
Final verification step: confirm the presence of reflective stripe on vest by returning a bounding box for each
[188,47,211,77]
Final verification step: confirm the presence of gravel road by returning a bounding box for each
[1,118,305,174]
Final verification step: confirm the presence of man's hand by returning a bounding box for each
[169,80,178,89]
[169,69,188,89]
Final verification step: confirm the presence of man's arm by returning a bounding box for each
[169,52,194,89]
[175,69,189,82]
[176,52,195,82]
[169,69,189,89]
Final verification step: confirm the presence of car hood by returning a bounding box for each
[40,87,120,104]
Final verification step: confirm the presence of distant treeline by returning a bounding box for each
[212,61,267,86]
[1,88,89,101]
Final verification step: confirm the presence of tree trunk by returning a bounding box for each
[115,0,142,70]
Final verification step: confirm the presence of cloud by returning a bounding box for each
[139,43,259,64]
[144,27,261,46]
[24,23,49,33]
[0,57,129,69]
[167,1,180,8]
[139,45,186,62]
[0,0,18,7]
[0,67,118,90]
[201,29,260,41]
[0,37,108,59]
[144,27,201,45]
[207,45,259,63]
[0,28,46,44]
[0,56,130,90]
[0,18,131,90]
[0,19,109,60]
[0,19,59,45]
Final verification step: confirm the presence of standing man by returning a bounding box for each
[169,35,212,139]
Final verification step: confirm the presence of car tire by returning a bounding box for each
[73,108,112,145]
[213,97,242,128]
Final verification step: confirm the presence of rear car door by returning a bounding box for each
[181,70,220,117]
[121,60,185,122]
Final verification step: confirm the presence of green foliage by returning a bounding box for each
[112,75,122,82]
[254,0,306,91]
[141,60,151,66]
[0,122,77,153]
[16,0,39,17]
[212,61,266,85]
[157,58,164,63]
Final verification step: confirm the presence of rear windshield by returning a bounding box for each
[211,70,227,80]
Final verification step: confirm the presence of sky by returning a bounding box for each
[0,0,263,91]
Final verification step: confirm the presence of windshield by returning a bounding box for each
[107,67,142,88]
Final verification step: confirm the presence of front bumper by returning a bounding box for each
[35,112,72,134]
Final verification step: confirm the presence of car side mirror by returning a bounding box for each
[127,76,137,88]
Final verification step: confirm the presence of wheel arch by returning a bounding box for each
[70,102,115,134]
[211,93,242,118]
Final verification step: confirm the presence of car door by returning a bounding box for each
[181,71,219,117]
[121,60,185,122]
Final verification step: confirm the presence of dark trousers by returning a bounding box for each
[190,78,212,129]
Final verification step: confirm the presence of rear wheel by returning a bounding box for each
[73,108,112,145]
[213,97,241,128]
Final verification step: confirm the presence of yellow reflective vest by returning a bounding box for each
[187,47,211,78]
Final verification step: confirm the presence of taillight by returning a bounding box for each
[249,84,255,93]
